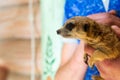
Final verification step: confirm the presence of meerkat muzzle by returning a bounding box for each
[57,30,61,34]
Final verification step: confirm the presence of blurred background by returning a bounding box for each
[0,0,41,80]
[0,0,65,80]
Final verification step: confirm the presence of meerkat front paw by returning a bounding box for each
[88,57,95,68]
[84,53,89,65]
[84,53,96,68]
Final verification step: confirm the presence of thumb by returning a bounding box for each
[111,25,120,37]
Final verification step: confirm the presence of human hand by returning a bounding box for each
[85,25,120,80]
[87,10,120,27]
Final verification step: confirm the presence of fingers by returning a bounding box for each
[87,13,113,25]
[108,10,117,15]
[111,25,120,37]
[87,13,104,20]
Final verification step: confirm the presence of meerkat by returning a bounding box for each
[57,16,120,80]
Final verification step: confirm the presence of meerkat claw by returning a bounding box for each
[84,53,89,65]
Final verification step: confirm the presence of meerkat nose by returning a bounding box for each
[57,30,61,34]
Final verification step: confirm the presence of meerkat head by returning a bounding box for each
[57,16,101,40]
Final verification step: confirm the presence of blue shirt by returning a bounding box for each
[64,0,120,80]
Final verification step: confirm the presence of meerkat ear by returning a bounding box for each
[83,23,90,32]
[65,22,75,31]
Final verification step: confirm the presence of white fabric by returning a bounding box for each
[102,0,110,12]
[62,38,78,43]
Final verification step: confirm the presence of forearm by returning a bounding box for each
[55,41,87,80]
[112,16,120,26]
[55,58,87,80]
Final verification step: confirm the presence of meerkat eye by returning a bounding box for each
[83,23,90,32]
[65,22,75,31]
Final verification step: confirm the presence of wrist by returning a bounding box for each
[70,56,87,70]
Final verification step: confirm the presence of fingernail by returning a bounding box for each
[111,25,119,30]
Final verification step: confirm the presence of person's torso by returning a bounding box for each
[64,0,120,19]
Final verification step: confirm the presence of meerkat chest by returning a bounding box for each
[86,37,108,51]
